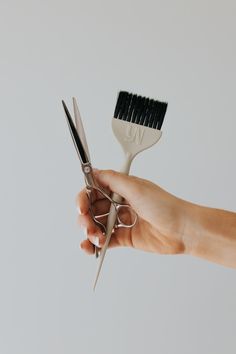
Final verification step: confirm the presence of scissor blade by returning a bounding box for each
[93,232,112,291]
[62,100,88,164]
[73,97,91,161]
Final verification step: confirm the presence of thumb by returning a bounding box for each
[93,169,138,202]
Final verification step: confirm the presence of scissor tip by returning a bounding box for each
[62,100,70,114]
[72,97,78,107]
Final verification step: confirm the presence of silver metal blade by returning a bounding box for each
[93,231,112,291]
[73,97,91,161]
[62,100,89,164]
[93,196,121,290]
[72,97,100,259]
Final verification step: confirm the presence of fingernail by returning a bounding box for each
[77,206,82,214]
[90,236,100,247]
[83,227,87,236]
[80,242,84,250]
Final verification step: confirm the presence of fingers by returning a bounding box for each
[80,239,95,255]
[77,212,104,241]
[78,207,133,249]
[76,188,89,215]
[76,188,108,254]
[80,234,121,255]
[76,186,111,216]
[77,193,111,229]
[78,209,133,252]
[80,228,131,254]
[93,169,140,204]
[76,169,141,255]
[76,169,142,217]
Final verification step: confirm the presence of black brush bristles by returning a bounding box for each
[114,91,167,130]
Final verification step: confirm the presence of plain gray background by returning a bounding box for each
[0,0,235,353]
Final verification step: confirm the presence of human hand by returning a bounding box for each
[76,169,189,256]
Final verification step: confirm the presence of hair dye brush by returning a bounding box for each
[94,91,168,289]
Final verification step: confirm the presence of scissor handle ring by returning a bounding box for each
[115,204,138,228]
[86,184,138,230]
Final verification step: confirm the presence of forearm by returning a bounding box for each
[181,202,236,268]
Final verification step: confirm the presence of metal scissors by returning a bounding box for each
[62,98,137,267]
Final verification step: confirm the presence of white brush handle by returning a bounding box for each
[94,119,163,289]
[93,153,133,290]
[103,153,133,250]
[110,152,132,203]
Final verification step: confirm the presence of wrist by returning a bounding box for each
[158,196,197,255]
[179,201,236,268]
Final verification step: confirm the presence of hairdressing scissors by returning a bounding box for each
[62,98,137,262]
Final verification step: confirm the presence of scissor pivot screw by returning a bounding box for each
[84,166,91,173]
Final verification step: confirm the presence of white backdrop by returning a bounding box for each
[0,1,235,353]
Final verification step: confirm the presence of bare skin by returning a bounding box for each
[76,169,236,268]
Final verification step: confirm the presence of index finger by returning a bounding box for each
[76,186,110,215]
[76,188,90,215]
